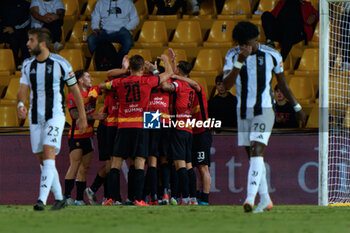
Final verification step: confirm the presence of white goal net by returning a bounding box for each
[325,0,350,205]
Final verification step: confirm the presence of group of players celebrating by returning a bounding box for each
[62,50,213,207]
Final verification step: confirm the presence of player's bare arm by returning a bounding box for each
[69,83,88,132]
[17,83,29,120]
[276,72,306,127]
[70,108,107,121]
[171,74,201,93]
[158,54,173,83]
[107,55,129,77]
[160,82,176,93]
[223,45,252,90]
[167,48,177,72]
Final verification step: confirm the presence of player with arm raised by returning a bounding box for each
[99,54,173,206]
[223,21,306,213]
[17,28,87,211]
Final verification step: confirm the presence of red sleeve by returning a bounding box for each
[111,78,121,89]
[172,80,181,93]
[67,93,76,110]
[148,76,160,88]
[271,0,284,18]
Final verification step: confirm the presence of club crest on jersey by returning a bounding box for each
[143,110,161,129]
[258,56,264,66]
[47,65,52,74]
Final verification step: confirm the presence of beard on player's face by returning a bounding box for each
[31,44,42,56]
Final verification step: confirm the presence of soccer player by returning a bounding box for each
[223,21,306,213]
[85,60,129,205]
[17,28,87,211]
[99,54,173,206]
[160,59,198,205]
[64,70,106,205]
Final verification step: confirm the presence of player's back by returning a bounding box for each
[112,75,159,128]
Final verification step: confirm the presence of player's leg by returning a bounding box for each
[160,156,170,205]
[105,156,123,205]
[86,164,107,205]
[134,156,148,206]
[64,148,83,204]
[186,162,197,205]
[127,159,136,204]
[198,165,210,205]
[75,150,93,205]
[147,156,158,204]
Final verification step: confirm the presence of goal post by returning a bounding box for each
[320,0,350,206]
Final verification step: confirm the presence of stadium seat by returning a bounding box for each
[0,105,18,127]
[288,76,315,104]
[310,0,319,10]
[190,77,209,100]
[135,0,149,22]
[343,107,350,128]
[306,105,319,128]
[0,49,16,75]
[80,0,98,20]
[168,21,203,47]
[68,21,92,43]
[128,49,153,62]
[203,20,237,47]
[134,21,168,47]
[78,0,88,13]
[329,75,350,121]
[294,48,319,76]
[0,78,20,105]
[252,0,278,19]
[217,0,251,20]
[190,49,223,77]
[59,49,84,71]
[62,0,80,40]
[248,19,266,43]
[182,0,217,19]
[309,23,319,47]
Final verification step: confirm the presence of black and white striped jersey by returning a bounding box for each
[223,44,284,119]
[20,53,76,124]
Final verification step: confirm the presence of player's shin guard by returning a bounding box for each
[76,181,86,201]
[258,164,270,203]
[160,163,170,195]
[51,168,63,201]
[64,179,75,198]
[170,165,178,198]
[134,169,145,202]
[38,160,55,205]
[246,157,264,205]
[90,174,105,194]
[187,168,197,199]
[177,167,189,199]
[128,165,136,201]
[108,168,120,201]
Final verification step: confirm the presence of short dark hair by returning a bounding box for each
[232,21,259,45]
[177,61,192,76]
[75,69,87,80]
[129,55,144,72]
[215,74,224,83]
[28,28,52,48]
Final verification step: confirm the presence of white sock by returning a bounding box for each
[51,167,63,201]
[258,164,271,204]
[245,157,264,205]
[38,160,55,205]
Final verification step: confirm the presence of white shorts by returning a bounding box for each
[29,116,65,155]
[237,108,275,146]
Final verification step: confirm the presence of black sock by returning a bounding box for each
[64,179,75,198]
[201,192,209,203]
[128,165,135,201]
[177,167,189,198]
[103,173,109,198]
[90,174,105,193]
[148,166,158,201]
[187,168,197,198]
[160,163,170,194]
[75,181,86,201]
[197,190,201,199]
[170,165,178,198]
[108,168,120,201]
[143,168,151,200]
[134,169,145,202]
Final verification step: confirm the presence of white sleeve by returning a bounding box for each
[272,52,284,74]
[55,0,65,11]
[91,1,101,30]
[19,64,30,86]
[30,0,40,8]
[223,50,235,73]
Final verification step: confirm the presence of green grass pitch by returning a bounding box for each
[1,205,350,233]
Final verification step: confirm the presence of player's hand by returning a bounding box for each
[167,48,176,62]
[17,106,27,120]
[93,112,107,120]
[144,61,157,73]
[158,54,169,62]
[296,110,306,128]
[122,55,129,71]
[77,117,87,133]
[238,45,252,62]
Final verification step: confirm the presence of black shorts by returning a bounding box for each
[170,129,192,163]
[192,130,212,166]
[68,137,94,155]
[113,128,149,159]
[148,128,171,158]
[97,124,118,161]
